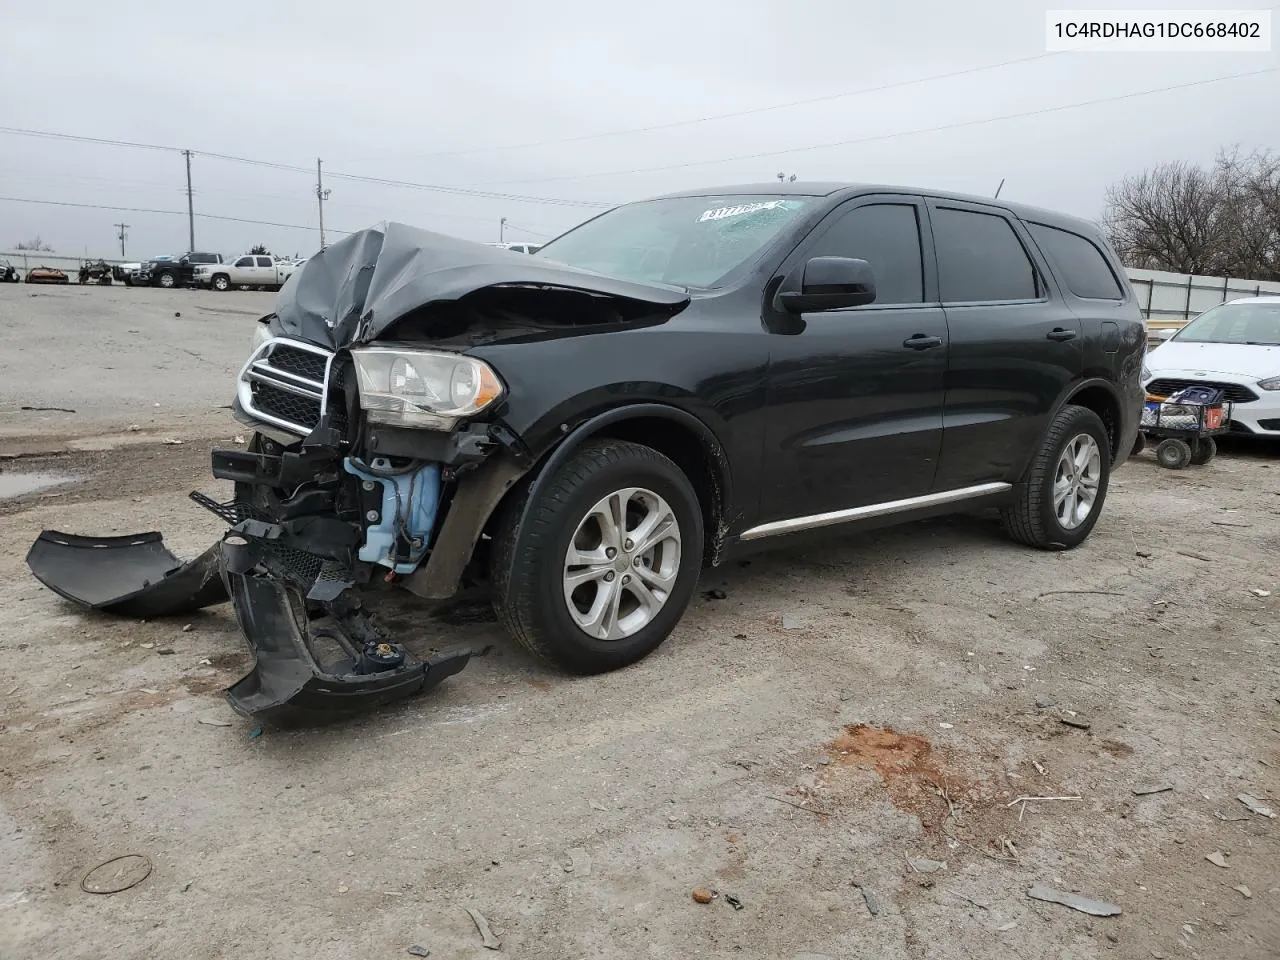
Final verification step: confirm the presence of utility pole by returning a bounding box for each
[183,149,195,250]
[114,222,129,258]
[499,217,507,242]
[316,158,331,250]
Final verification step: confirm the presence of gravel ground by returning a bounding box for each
[1,284,1278,960]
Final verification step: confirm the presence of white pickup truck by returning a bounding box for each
[192,255,299,292]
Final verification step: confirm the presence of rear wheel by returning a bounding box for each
[491,439,704,674]
[1002,404,1110,550]
[1190,437,1217,466]
[1156,438,1192,470]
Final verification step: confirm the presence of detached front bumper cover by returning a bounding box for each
[25,496,473,725]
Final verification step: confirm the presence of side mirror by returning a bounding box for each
[776,257,877,313]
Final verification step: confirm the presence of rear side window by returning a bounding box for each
[256,257,273,267]
[806,202,924,304]
[1028,223,1124,300]
[932,207,1039,303]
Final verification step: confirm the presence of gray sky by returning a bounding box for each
[1,0,1276,260]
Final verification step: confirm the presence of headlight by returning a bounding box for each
[350,347,504,429]
[1258,376,1280,391]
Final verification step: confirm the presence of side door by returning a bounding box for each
[231,256,255,284]
[926,200,1083,490]
[255,256,276,284]
[758,195,948,524]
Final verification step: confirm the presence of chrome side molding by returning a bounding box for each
[739,482,1012,541]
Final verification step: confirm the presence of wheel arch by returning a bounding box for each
[503,402,732,568]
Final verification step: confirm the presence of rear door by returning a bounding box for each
[759,194,949,522]
[255,256,275,284]
[926,200,1083,490]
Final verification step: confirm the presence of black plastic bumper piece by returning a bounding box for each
[221,537,472,726]
[25,530,228,618]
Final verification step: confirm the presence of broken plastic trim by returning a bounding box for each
[25,530,228,618]
[220,535,472,726]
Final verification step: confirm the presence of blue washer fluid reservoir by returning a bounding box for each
[342,458,441,575]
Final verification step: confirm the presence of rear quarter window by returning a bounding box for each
[1028,223,1124,300]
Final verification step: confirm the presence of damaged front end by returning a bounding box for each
[27,221,689,724]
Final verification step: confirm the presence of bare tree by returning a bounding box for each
[15,236,54,252]
[1103,149,1280,281]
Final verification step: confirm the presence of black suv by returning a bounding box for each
[137,251,223,288]
[31,183,1144,722]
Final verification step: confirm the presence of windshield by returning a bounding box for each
[1176,300,1280,345]
[535,194,816,288]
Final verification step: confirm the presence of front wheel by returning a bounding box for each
[1002,404,1111,550]
[212,274,231,292]
[491,438,704,675]
[157,271,176,289]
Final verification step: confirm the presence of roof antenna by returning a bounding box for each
[994,178,1006,199]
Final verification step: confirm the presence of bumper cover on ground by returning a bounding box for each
[25,530,228,618]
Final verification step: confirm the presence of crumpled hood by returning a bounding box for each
[273,221,690,348]
[1147,339,1280,381]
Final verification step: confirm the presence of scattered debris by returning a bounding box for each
[703,588,727,600]
[182,623,194,632]
[946,889,989,910]
[249,727,263,740]
[157,648,175,656]
[853,883,880,917]
[1031,760,1048,776]
[906,856,948,874]
[589,800,608,812]
[127,424,141,432]
[1133,784,1174,796]
[1135,549,1154,558]
[1178,550,1213,562]
[161,438,184,445]
[1250,589,1272,598]
[1036,589,1127,600]
[1205,851,1228,868]
[1060,716,1092,730]
[1213,520,1252,528]
[1034,697,1058,709]
[1026,884,1121,917]
[1238,794,1276,818]
[767,795,830,817]
[198,718,232,727]
[938,722,954,730]
[337,884,350,894]
[1006,795,1082,807]
[997,921,1018,932]
[80,854,153,894]
[20,405,76,413]
[723,893,744,911]
[1234,885,1253,899]
[692,888,715,904]
[466,908,501,950]
[1214,810,1250,823]
[407,947,430,957]
[564,848,591,876]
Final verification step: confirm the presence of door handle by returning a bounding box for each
[1046,327,1078,342]
[903,335,943,350]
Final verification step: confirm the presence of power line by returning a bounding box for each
[339,49,1092,164]
[0,195,353,235]
[0,125,613,208]
[470,67,1280,186]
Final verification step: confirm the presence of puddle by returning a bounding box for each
[0,471,79,499]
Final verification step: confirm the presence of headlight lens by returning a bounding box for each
[1258,376,1280,391]
[351,347,504,429]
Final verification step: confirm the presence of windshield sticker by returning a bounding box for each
[697,200,789,223]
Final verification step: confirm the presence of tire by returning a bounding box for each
[157,271,176,289]
[1002,404,1111,551]
[1190,436,1216,466]
[212,274,231,292]
[1156,438,1192,470]
[491,438,704,675]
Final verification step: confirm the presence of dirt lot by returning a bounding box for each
[1,285,1278,960]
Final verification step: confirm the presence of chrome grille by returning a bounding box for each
[237,338,335,435]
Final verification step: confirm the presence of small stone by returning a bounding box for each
[703,589,727,600]
[938,723,954,730]
[1060,716,1092,730]
[337,884,349,894]
[1035,696,1057,709]
[407,947,430,957]
[156,648,176,656]
[692,888,715,904]
[1234,885,1252,899]
[1205,851,1228,868]
[997,921,1018,932]
[1106,933,1119,943]
[182,624,194,632]
[140,642,155,649]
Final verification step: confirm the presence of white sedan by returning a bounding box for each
[1143,296,1280,437]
